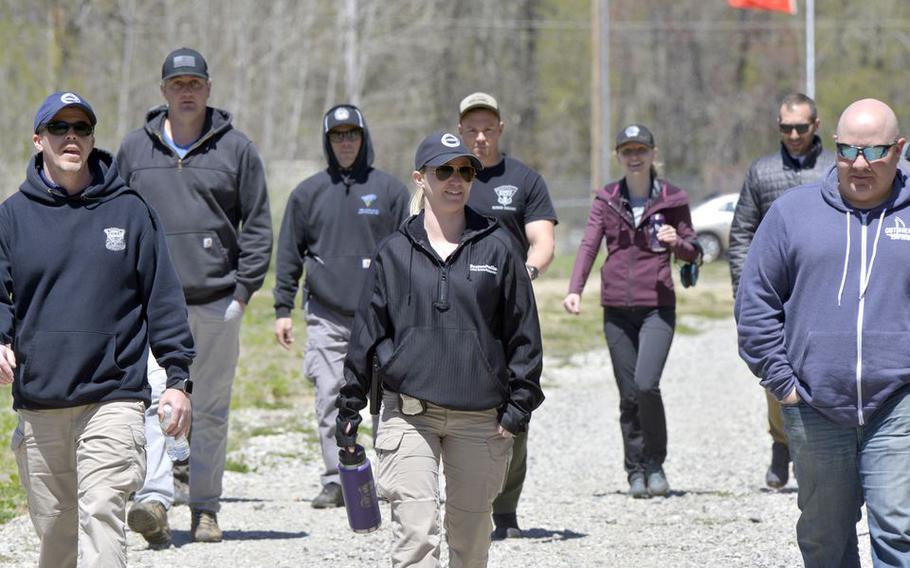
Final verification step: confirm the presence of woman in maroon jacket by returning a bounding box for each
[563,124,699,498]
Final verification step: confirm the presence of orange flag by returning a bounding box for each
[728,0,797,14]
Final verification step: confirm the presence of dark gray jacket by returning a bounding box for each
[728,136,834,296]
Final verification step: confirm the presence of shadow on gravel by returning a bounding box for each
[219,497,270,503]
[758,487,798,495]
[518,528,587,541]
[168,530,309,547]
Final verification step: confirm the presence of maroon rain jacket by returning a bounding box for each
[568,179,699,307]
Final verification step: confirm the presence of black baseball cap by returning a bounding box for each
[414,131,482,171]
[161,48,209,81]
[615,124,655,149]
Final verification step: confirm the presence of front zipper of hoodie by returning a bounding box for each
[605,198,639,306]
[155,128,219,171]
[855,211,868,426]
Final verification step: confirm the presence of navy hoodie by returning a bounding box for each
[0,150,195,410]
[736,166,910,426]
[336,207,544,443]
[273,106,410,317]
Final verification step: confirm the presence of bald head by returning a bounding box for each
[836,98,899,143]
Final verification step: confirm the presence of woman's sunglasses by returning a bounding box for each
[42,120,94,137]
[835,142,896,162]
[432,165,476,182]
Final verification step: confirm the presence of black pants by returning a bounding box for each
[603,306,675,478]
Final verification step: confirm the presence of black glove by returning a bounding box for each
[335,412,362,448]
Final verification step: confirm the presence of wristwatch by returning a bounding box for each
[526,265,540,281]
[170,378,194,395]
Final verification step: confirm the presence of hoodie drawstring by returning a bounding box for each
[837,211,851,306]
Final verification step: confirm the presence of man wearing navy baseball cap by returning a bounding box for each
[117,47,272,545]
[0,91,195,567]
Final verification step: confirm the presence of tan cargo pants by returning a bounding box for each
[12,400,146,568]
[374,392,513,568]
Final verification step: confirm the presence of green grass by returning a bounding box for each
[0,257,736,522]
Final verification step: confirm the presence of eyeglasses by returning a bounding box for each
[835,142,896,162]
[328,129,362,143]
[42,120,94,137]
[432,165,476,182]
[779,123,812,135]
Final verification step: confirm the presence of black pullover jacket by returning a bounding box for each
[0,150,195,409]
[336,207,544,444]
[273,106,410,317]
[116,106,273,305]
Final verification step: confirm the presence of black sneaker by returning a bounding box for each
[766,442,790,489]
[312,482,345,509]
[629,472,649,499]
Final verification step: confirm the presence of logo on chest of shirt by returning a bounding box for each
[469,263,498,275]
[358,193,380,216]
[492,185,518,211]
[885,216,910,241]
[104,227,126,251]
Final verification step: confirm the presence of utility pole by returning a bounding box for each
[591,0,610,192]
[805,0,815,98]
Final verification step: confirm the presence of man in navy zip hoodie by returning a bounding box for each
[0,92,194,567]
[116,48,273,544]
[273,105,409,508]
[736,98,910,567]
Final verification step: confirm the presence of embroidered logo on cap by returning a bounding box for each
[104,228,126,251]
[60,92,81,104]
[334,107,351,121]
[441,133,460,147]
[625,125,640,137]
[173,55,196,68]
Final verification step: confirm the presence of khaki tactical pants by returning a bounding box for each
[375,393,513,568]
[13,400,146,568]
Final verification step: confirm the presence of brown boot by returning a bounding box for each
[127,501,171,549]
[191,509,223,543]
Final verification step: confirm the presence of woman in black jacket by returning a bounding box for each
[336,131,543,567]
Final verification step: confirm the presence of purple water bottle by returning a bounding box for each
[648,212,666,252]
[338,444,382,533]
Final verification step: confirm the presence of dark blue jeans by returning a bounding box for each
[781,386,910,568]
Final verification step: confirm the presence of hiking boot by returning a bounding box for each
[191,509,223,543]
[491,513,522,540]
[646,466,670,497]
[766,442,790,489]
[629,472,649,499]
[311,482,344,509]
[127,501,171,549]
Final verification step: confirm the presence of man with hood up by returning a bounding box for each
[273,104,409,508]
[0,91,195,567]
[116,48,273,545]
[736,98,910,566]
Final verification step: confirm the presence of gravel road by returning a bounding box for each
[0,316,873,567]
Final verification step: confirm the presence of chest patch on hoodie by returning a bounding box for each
[885,216,910,241]
[358,193,380,215]
[469,263,498,275]
[104,227,126,251]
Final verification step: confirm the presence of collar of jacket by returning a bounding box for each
[402,206,498,255]
[780,135,824,171]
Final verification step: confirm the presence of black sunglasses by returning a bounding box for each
[779,123,812,135]
[432,165,475,182]
[328,129,362,143]
[43,120,94,137]
[835,142,896,162]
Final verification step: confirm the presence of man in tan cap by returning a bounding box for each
[458,91,557,539]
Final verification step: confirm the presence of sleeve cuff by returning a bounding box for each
[499,402,530,434]
[275,306,292,318]
[164,363,190,389]
[234,284,253,304]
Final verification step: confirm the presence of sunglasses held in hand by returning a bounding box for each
[42,120,94,137]
[835,142,896,162]
[432,165,476,182]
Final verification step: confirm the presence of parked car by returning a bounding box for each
[690,192,738,263]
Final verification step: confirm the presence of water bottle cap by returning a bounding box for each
[339,444,366,466]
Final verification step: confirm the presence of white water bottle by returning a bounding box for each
[160,404,190,462]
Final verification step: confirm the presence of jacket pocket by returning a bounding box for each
[795,331,856,409]
[23,331,122,403]
[305,255,372,315]
[165,231,231,295]
[380,327,507,409]
[856,331,910,409]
